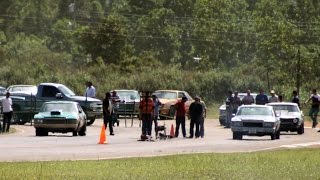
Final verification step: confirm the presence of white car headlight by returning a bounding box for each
[264,122,275,127]
[35,119,43,124]
[232,121,242,127]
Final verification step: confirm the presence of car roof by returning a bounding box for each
[154,90,186,93]
[39,83,65,87]
[8,85,36,88]
[43,101,78,105]
[113,89,138,92]
[267,102,298,106]
[240,104,272,108]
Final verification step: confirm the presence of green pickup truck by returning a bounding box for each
[2,83,102,125]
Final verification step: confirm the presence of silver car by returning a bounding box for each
[268,102,304,134]
[231,105,280,140]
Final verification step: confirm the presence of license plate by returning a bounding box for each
[249,129,256,134]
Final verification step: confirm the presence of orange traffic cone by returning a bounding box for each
[98,124,108,144]
[170,124,175,138]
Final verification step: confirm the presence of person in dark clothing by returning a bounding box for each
[174,96,188,138]
[292,90,300,107]
[188,96,203,138]
[305,89,320,128]
[255,89,269,105]
[139,92,154,138]
[103,92,114,135]
[225,90,234,128]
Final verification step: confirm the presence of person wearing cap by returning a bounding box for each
[269,90,279,103]
[255,89,269,105]
[1,92,13,132]
[111,90,121,127]
[188,96,203,138]
[174,96,188,138]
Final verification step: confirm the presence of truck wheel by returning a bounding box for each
[233,132,242,140]
[297,123,304,134]
[78,123,87,136]
[35,128,48,136]
[86,118,95,126]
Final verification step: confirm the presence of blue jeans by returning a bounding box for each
[309,107,319,126]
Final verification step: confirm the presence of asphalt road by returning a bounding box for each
[1,118,320,162]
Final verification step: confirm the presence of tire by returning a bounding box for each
[233,132,242,140]
[275,129,280,139]
[73,131,78,136]
[86,118,95,126]
[271,132,278,140]
[78,122,87,136]
[35,128,48,136]
[297,123,304,134]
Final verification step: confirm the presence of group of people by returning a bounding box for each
[137,91,206,139]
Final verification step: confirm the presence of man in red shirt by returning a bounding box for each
[174,96,188,137]
[139,92,155,138]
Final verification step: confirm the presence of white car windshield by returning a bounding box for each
[237,107,273,116]
[58,85,75,96]
[116,91,140,101]
[41,103,77,112]
[155,92,177,99]
[9,86,37,94]
[271,105,299,113]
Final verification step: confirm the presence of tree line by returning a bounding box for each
[0,0,320,103]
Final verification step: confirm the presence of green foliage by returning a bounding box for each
[1,149,320,179]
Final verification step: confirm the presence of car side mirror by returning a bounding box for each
[55,93,63,99]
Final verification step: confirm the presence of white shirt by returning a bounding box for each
[2,97,13,113]
[85,86,96,98]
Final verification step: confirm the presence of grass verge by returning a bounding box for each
[0,148,319,179]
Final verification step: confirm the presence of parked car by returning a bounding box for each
[267,102,304,134]
[7,85,38,95]
[153,90,195,119]
[33,101,87,136]
[0,86,6,95]
[231,105,280,140]
[112,90,140,117]
[7,83,102,125]
[219,93,258,126]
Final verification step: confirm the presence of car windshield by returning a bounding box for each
[40,103,77,112]
[116,91,140,101]
[58,85,75,96]
[237,107,273,116]
[271,105,299,113]
[155,91,177,99]
[9,86,37,94]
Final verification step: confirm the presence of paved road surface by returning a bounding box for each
[0,119,320,162]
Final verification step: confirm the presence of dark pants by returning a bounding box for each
[175,116,186,137]
[142,113,152,136]
[103,115,114,134]
[309,107,319,127]
[200,117,205,138]
[189,118,200,138]
[3,111,12,132]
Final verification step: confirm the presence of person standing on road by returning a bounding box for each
[111,91,121,127]
[292,90,300,108]
[305,89,320,128]
[242,90,254,105]
[152,94,162,138]
[174,96,187,138]
[85,81,96,98]
[188,96,203,138]
[233,91,241,114]
[1,92,13,133]
[225,90,234,128]
[103,92,114,135]
[199,97,207,138]
[268,90,279,103]
[255,89,269,105]
[139,92,154,138]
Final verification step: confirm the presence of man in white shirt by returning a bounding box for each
[269,90,279,103]
[2,92,13,132]
[85,81,96,98]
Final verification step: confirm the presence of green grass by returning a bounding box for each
[1,149,319,179]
